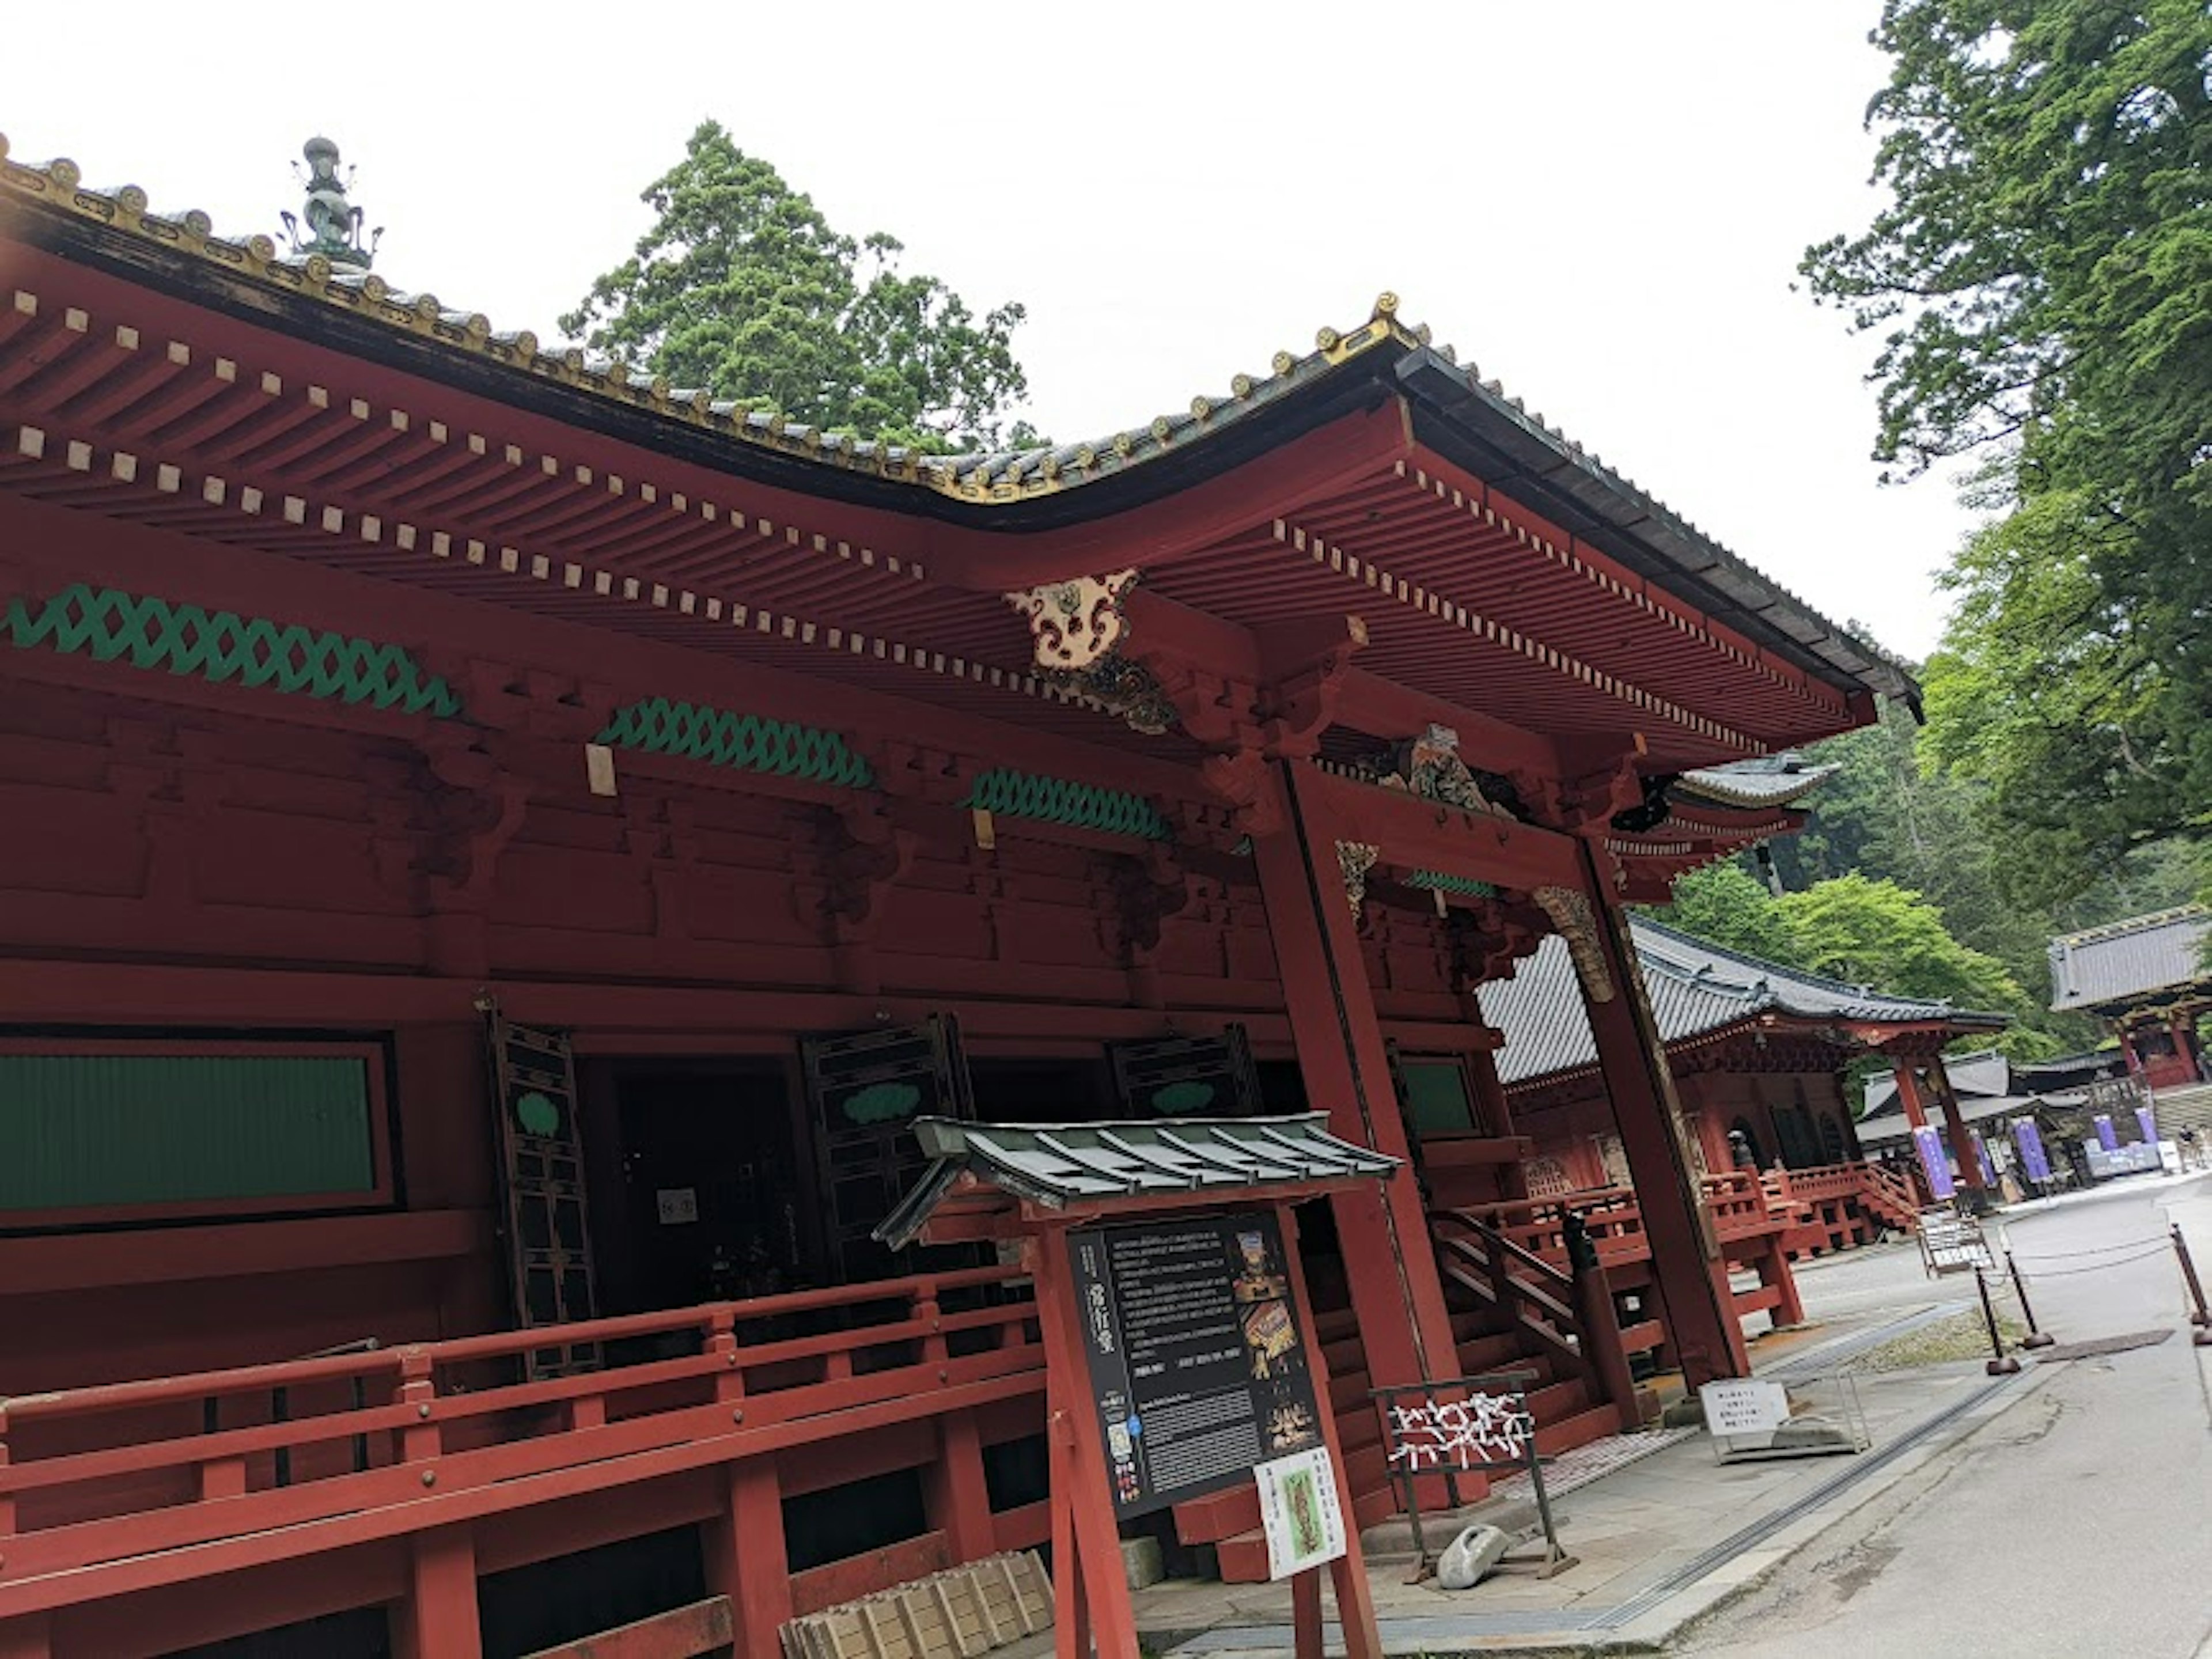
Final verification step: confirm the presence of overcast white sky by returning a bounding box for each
[2,2,1978,660]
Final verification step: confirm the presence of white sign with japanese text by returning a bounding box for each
[1254,1446,1346,1580]
[1699,1378,1789,1438]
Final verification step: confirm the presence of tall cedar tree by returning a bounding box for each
[563,122,1032,453]
[1802,1,2211,905]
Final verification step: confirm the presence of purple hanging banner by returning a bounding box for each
[1972,1132,1997,1187]
[2135,1104,2158,1146]
[2012,1119,2052,1184]
[1912,1124,1955,1200]
[2096,1114,2119,1152]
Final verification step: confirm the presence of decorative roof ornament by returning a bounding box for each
[280,136,380,270]
[1378,723,1519,819]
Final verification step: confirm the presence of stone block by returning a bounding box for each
[1120,1535,1165,1590]
[1437,1523,1512,1591]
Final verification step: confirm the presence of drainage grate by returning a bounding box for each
[2035,1329,2175,1361]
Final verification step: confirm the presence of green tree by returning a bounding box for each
[1652,862,1804,966]
[1802,1,2212,899]
[563,122,1032,452]
[1774,874,2057,1056]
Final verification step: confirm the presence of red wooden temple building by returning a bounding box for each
[1471,915,2004,1339]
[0,132,1921,1658]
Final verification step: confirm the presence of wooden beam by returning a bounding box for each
[1309,767,1584,891]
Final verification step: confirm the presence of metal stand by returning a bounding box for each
[2171,1225,2212,1347]
[1372,1373,1578,1585]
[1975,1268,2021,1374]
[2005,1251,2055,1350]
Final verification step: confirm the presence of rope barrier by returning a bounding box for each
[2004,1236,2168,1262]
[2008,1246,2174,1278]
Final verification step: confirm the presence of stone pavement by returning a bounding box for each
[1129,1293,2051,1657]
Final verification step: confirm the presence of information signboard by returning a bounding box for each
[1068,1211,1325,1518]
[1698,1378,1790,1437]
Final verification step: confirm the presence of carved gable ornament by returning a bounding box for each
[1004,569,1140,671]
[1002,569,1176,736]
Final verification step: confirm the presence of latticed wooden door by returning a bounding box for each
[800,1016,976,1283]
[1108,1025,1262,1118]
[485,1012,601,1377]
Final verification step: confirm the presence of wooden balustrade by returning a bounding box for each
[0,1267,1045,1653]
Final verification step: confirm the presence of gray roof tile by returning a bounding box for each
[874,1113,1400,1249]
[2047,907,2210,1011]
[1480,919,2006,1087]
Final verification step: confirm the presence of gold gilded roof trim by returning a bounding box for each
[0,134,1441,506]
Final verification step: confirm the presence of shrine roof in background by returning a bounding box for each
[874,1113,1399,1248]
[2047,906,2212,1013]
[1481,917,2010,1089]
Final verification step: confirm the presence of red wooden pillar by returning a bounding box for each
[1926,1057,1988,1209]
[915,1290,999,1564]
[704,1461,793,1659]
[393,1526,482,1659]
[1575,850,1748,1389]
[1250,761,1460,1392]
[1029,1229,1143,1659]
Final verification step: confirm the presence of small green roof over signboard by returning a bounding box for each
[874,1113,1400,1251]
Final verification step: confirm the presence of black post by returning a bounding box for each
[1975,1268,2020,1375]
[2171,1225,2212,1348]
[2006,1251,2055,1350]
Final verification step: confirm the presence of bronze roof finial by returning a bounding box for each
[281,135,380,270]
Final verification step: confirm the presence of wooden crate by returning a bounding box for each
[783,1550,1052,1659]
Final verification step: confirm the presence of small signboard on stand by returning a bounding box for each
[874,1113,1404,1659]
[1919,1209,1993,1277]
[1700,1375,1869,1463]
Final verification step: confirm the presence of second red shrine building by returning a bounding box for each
[0,133,1968,1657]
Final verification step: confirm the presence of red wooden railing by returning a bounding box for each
[0,1268,1045,1656]
[1760,1159,1923,1252]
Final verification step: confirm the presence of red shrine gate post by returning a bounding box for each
[1573,852,1749,1388]
[877,1115,1398,1659]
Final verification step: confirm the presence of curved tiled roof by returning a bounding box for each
[1480,918,2006,1087]
[873,1113,1399,1249]
[0,130,1915,709]
[2048,906,2210,1012]
[1674,754,1840,810]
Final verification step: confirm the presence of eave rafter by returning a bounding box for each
[0,414,1178,758]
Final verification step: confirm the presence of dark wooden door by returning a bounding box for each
[486,1012,601,1377]
[800,1016,976,1283]
[1107,1024,1262,1117]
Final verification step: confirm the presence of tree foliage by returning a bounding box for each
[563,122,1032,453]
[1802,1,2212,899]
[1654,863,2058,1059]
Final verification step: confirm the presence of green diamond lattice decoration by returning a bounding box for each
[961,769,1171,842]
[1404,870,1497,897]
[4,584,465,718]
[595,698,875,789]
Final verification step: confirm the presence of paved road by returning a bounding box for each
[1677,1171,2212,1659]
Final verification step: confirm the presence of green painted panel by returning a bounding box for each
[961,770,1171,841]
[596,698,874,788]
[3,584,464,718]
[1400,1058,1478,1135]
[0,1054,377,1214]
